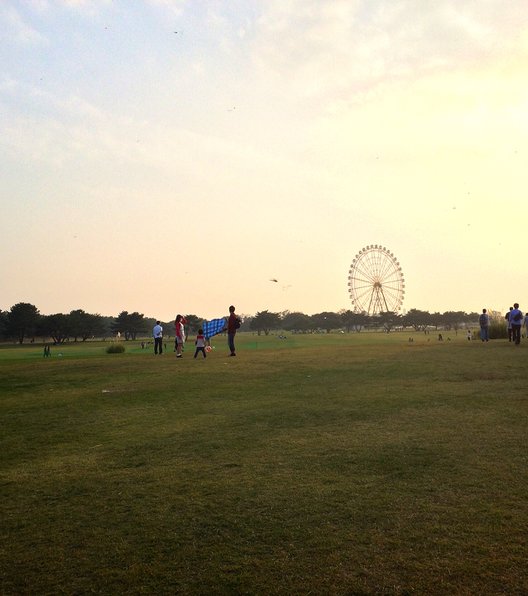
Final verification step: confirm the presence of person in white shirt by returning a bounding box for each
[194,328,207,359]
[153,321,163,355]
[175,314,187,357]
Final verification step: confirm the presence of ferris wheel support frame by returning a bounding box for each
[348,244,405,316]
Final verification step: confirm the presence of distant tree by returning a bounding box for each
[430,312,443,330]
[39,313,71,344]
[238,314,251,332]
[377,311,401,333]
[311,311,342,333]
[402,309,431,331]
[442,311,467,332]
[282,311,312,333]
[127,312,147,340]
[184,314,202,335]
[111,311,146,340]
[68,310,86,341]
[69,310,107,341]
[0,310,7,339]
[466,312,480,326]
[7,303,40,344]
[111,311,129,338]
[340,309,369,333]
[250,310,281,335]
[100,316,115,338]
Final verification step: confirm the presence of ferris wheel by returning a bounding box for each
[348,245,405,315]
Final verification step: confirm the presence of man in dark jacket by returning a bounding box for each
[227,305,239,356]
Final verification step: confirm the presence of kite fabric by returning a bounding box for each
[203,318,227,339]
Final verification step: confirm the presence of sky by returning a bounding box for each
[1,0,528,321]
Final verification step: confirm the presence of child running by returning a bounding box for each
[194,328,207,359]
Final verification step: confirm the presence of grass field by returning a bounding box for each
[1,332,527,595]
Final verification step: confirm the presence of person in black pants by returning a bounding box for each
[510,303,523,345]
[153,321,163,354]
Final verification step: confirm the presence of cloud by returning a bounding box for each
[0,75,19,93]
[0,5,48,45]
[58,0,112,9]
[146,0,187,18]
[251,0,528,102]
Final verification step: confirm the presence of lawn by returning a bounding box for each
[1,332,527,594]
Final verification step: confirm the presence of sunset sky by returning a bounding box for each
[2,1,528,321]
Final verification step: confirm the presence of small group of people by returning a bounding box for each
[152,305,240,358]
[478,304,528,344]
[505,304,527,345]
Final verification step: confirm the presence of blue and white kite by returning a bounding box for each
[203,317,226,339]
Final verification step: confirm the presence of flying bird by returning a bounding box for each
[269,278,278,283]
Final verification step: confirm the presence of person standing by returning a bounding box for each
[524,312,528,339]
[478,309,490,342]
[194,328,207,359]
[175,314,187,358]
[227,305,240,357]
[153,321,163,355]
[505,307,513,342]
[510,303,523,345]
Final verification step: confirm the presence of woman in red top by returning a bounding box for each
[175,314,187,357]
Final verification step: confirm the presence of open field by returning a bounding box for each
[1,332,528,595]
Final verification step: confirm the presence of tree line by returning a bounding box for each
[0,303,485,344]
[247,308,482,335]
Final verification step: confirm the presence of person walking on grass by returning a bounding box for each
[194,328,207,359]
[227,305,240,357]
[524,312,528,339]
[153,321,163,355]
[479,309,490,342]
[510,303,523,345]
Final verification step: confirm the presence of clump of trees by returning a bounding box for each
[0,302,493,344]
[243,308,483,336]
[0,303,116,344]
[0,304,210,344]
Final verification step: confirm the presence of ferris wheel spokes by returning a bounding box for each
[348,245,405,316]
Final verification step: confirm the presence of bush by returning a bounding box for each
[106,343,125,354]
[489,322,508,340]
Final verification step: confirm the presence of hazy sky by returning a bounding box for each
[2,0,528,321]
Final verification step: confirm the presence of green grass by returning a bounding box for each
[1,332,527,594]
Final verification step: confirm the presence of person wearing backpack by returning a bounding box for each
[227,305,240,357]
[479,309,490,342]
[510,303,523,345]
